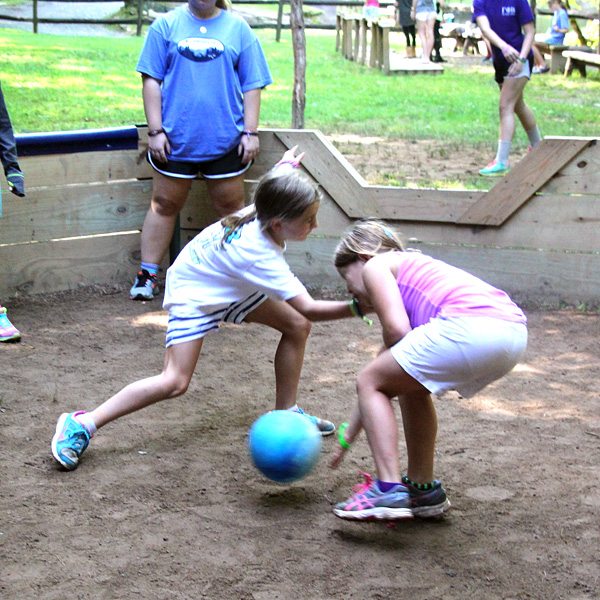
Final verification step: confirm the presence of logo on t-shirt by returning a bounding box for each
[178,37,224,62]
[501,6,516,16]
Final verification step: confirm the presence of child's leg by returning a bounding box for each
[398,391,437,484]
[244,299,311,410]
[89,338,204,429]
[356,350,428,483]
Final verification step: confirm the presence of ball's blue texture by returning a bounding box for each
[248,410,322,483]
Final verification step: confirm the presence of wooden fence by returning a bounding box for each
[1,127,598,308]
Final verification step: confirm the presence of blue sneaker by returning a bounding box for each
[479,159,510,177]
[51,412,91,470]
[295,407,335,436]
[402,476,451,517]
[333,472,414,521]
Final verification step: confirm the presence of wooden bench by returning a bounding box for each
[562,50,600,77]
[533,42,591,75]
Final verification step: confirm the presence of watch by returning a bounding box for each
[148,128,165,137]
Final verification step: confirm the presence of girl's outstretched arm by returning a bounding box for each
[287,292,354,322]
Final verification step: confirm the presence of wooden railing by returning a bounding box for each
[1,127,598,308]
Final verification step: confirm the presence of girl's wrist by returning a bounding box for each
[338,422,352,449]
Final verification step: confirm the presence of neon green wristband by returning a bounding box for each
[349,298,373,326]
[338,422,351,449]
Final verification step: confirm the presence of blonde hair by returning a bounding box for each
[216,0,231,9]
[334,219,405,268]
[220,166,321,243]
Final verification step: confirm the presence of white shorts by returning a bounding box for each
[165,292,267,347]
[390,316,528,398]
[415,11,437,21]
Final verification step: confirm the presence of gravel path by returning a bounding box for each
[0,1,129,36]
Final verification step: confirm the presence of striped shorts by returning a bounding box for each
[165,292,267,347]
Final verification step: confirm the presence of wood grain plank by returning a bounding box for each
[457,137,592,225]
[0,180,152,244]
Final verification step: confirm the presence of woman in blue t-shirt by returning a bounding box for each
[473,0,542,177]
[130,0,273,302]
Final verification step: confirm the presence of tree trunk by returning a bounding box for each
[290,0,306,129]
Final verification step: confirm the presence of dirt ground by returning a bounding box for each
[1,285,599,600]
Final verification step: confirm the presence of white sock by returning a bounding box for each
[496,140,512,165]
[75,411,97,436]
[288,404,299,412]
[526,126,542,147]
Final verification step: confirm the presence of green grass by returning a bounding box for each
[1,26,598,187]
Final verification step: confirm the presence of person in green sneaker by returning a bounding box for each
[473,0,542,177]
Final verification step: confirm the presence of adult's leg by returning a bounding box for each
[205,173,246,218]
[498,76,529,143]
[355,350,431,483]
[532,44,547,68]
[244,299,312,410]
[141,172,193,265]
[89,338,204,429]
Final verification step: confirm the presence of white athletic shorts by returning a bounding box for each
[165,292,268,347]
[415,11,437,21]
[390,316,528,398]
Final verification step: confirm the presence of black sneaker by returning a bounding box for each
[402,476,451,517]
[130,269,159,300]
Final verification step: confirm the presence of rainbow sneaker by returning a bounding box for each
[51,412,91,470]
[402,476,451,517]
[479,160,510,177]
[333,472,413,521]
[0,307,20,342]
[295,407,335,436]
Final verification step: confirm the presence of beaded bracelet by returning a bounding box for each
[243,130,259,137]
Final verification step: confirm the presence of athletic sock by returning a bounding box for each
[141,262,160,276]
[74,411,97,436]
[496,140,512,165]
[526,126,542,148]
[402,475,435,491]
[377,479,402,493]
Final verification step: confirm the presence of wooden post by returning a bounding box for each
[290,0,306,129]
[33,0,38,34]
[136,0,144,37]
[276,0,285,42]
[352,18,360,61]
[359,18,368,64]
[381,24,390,74]
[370,21,379,68]
[335,14,342,52]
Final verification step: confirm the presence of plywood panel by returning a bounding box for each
[285,236,600,307]
[536,140,600,196]
[0,180,152,244]
[457,137,592,225]
[0,232,142,298]
[18,149,151,188]
[366,193,600,253]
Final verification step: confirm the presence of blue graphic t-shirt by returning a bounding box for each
[473,0,534,63]
[136,6,273,161]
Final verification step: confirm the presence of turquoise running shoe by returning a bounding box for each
[0,307,21,342]
[333,472,414,521]
[295,407,335,436]
[479,159,510,177]
[51,412,91,470]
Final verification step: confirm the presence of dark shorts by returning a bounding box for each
[494,54,534,85]
[148,145,252,180]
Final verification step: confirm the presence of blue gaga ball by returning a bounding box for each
[248,410,323,483]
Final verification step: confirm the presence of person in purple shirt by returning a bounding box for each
[473,0,542,177]
[329,220,528,521]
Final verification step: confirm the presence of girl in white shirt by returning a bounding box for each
[52,147,357,471]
